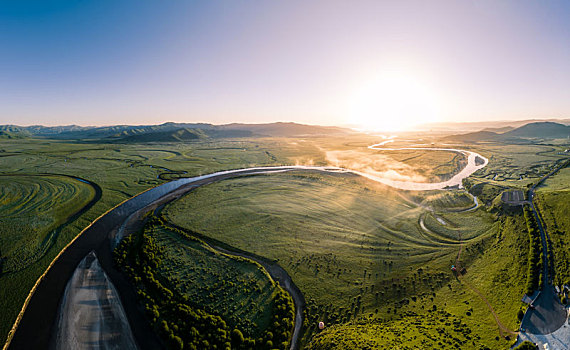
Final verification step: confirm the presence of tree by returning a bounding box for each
[517,308,524,321]
[231,329,244,347]
[515,341,537,350]
[168,334,184,350]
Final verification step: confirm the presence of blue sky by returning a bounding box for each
[1,0,569,127]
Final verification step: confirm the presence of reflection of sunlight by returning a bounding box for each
[347,70,440,132]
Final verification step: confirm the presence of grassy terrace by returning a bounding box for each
[321,140,469,183]
[378,149,467,181]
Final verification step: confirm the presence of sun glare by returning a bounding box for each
[347,71,440,132]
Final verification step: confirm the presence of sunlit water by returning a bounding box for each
[60,143,488,350]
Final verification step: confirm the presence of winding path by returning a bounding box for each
[5,147,490,350]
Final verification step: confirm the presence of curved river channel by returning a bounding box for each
[6,146,488,350]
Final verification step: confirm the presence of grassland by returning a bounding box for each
[1,131,566,348]
[534,165,570,287]
[307,310,475,350]
[0,174,96,340]
[379,149,467,181]
[0,137,320,344]
[114,219,295,349]
[148,224,282,337]
[160,171,525,347]
[463,143,568,186]
[410,191,475,211]
[321,140,469,183]
[0,175,95,274]
[302,209,530,349]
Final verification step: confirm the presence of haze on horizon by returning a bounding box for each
[1,0,569,131]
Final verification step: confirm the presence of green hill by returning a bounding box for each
[441,130,501,142]
[112,127,257,143]
[443,121,570,142]
[0,131,27,139]
[114,128,210,142]
[482,126,515,133]
[0,122,351,140]
[502,121,569,139]
[0,126,29,139]
[218,122,350,137]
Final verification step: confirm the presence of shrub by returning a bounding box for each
[515,340,538,349]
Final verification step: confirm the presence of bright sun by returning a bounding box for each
[347,71,440,132]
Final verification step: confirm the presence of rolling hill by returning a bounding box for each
[112,127,256,143]
[441,130,502,142]
[0,122,351,141]
[114,128,209,142]
[0,131,28,139]
[442,121,570,142]
[419,118,570,132]
[217,122,350,137]
[501,121,570,139]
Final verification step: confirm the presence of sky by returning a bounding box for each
[1,0,569,129]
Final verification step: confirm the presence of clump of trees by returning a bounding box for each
[114,220,295,349]
[523,205,543,295]
[515,340,538,349]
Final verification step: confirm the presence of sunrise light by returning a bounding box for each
[347,70,441,132]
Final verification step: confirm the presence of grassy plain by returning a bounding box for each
[534,165,570,286]
[0,175,95,274]
[148,225,281,338]
[0,174,95,339]
[298,206,529,349]
[160,171,527,347]
[0,137,316,343]
[380,149,467,181]
[307,310,475,350]
[1,132,567,348]
[319,138,469,183]
[462,143,567,186]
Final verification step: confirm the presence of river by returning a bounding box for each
[6,145,489,350]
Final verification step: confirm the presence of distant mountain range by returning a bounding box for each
[2,120,569,142]
[0,122,352,141]
[418,118,570,132]
[442,122,570,142]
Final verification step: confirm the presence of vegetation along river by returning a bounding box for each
[6,146,488,350]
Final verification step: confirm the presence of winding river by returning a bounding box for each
[367,143,489,190]
[6,145,489,350]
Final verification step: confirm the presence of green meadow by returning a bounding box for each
[114,221,294,349]
[0,137,313,344]
[0,174,95,274]
[1,131,568,348]
[534,165,570,287]
[148,224,283,338]
[161,171,529,347]
[0,174,96,340]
